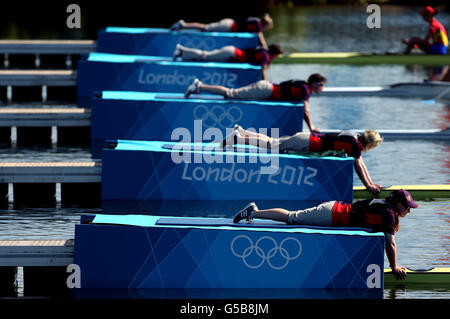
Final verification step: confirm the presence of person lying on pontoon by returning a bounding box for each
[402,6,448,55]
[173,43,283,80]
[170,14,273,49]
[221,127,383,195]
[185,74,327,133]
[233,189,418,280]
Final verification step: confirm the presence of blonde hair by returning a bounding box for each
[261,13,273,29]
[362,130,383,149]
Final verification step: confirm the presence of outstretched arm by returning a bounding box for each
[385,233,407,280]
[303,101,319,133]
[354,157,381,195]
[258,32,268,49]
[261,65,268,80]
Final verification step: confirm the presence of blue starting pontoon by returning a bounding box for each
[74,214,385,289]
[101,140,354,204]
[77,52,261,106]
[96,27,260,56]
[90,91,304,158]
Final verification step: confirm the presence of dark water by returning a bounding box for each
[265,5,450,54]
[1,4,449,299]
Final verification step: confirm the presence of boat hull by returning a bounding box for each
[276,52,450,66]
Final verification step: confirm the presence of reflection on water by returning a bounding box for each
[1,4,449,299]
[269,64,434,86]
[0,207,100,240]
[385,287,450,299]
[266,5,450,54]
[72,288,383,299]
[0,146,92,162]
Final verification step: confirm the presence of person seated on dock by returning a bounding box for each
[173,43,283,80]
[402,6,448,55]
[185,73,327,133]
[170,14,273,48]
[222,127,383,195]
[233,189,419,280]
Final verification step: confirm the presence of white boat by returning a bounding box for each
[320,81,450,101]
[320,128,450,140]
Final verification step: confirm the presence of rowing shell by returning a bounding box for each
[320,81,450,100]
[353,184,450,200]
[274,52,450,66]
[322,128,450,140]
[384,267,450,286]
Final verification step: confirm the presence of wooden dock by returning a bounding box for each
[0,107,90,146]
[0,239,74,267]
[0,107,90,127]
[0,161,101,184]
[0,161,101,206]
[0,239,74,296]
[0,39,96,69]
[0,40,96,54]
[0,70,76,86]
[0,70,77,102]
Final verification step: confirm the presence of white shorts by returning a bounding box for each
[271,132,311,152]
[180,45,235,62]
[204,18,234,32]
[288,201,335,226]
[225,80,273,100]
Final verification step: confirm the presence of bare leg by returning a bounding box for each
[253,208,290,223]
[180,45,234,62]
[239,128,271,139]
[237,129,272,148]
[199,83,229,96]
[182,22,207,31]
[220,126,272,149]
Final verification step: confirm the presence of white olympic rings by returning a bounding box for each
[193,104,243,129]
[230,235,302,270]
[178,36,217,51]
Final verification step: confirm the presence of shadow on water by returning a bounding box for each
[384,287,450,299]
[72,288,383,299]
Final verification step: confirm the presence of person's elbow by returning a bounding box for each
[387,239,396,250]
[303,102,310,114]
[261,67,267,80]
[385,233,396,249]
[354,158,363,172]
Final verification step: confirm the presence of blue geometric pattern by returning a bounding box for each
[91,93,304,158]
[77,56,261,104]
[74,217,384,289]
[101,141,354,202]
[97,27,260,56]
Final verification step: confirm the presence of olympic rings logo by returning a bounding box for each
[193,104,243,129]
[178,36,217,51]
[230,235,302,270]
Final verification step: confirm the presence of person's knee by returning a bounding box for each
[286,212,294,225]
